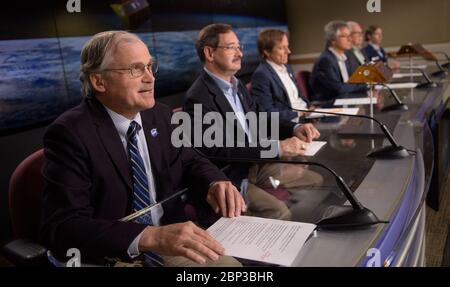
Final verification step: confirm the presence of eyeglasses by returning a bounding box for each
[101,62,159,78]
[213,44,244,53]
[351,32,363,36]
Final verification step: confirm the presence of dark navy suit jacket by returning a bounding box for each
[251,61,310,123]
[363,44,388,63]
[309,49,368,102]
[40,98,228,262]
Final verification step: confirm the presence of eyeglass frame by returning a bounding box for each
[209,44,244,53]
[100,62,159,78]
[350,31,363,36]
[337,34,352,39]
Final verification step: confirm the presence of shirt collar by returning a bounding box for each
[103,105,143,139]
[266,59,288,73]
[369,43,381,51]
[204,67,238,94]
[328,47,347,62]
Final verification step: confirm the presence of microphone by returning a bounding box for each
[120,188,189,222]
[269,95,410,159]
[432,51,450,69]
[431,60,448,77]
[188,144,383,230]
[398,67,437,89]
[300,107,410,159]
[377,83,408,112]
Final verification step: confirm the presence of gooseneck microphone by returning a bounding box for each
[378,83,408,112]
[188,144,383,229]
[431,60,448,77]
[399,67,437,89]
[270,95,410,159]
[300,107,410,159]
[432,51,450,69]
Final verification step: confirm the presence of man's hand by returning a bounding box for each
[207,181,246,218]
[138,222,224,264]
[279,137,308,159]
[293,123,320,142]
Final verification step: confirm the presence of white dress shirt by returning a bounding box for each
[352,47,366,65]
[266,60,308,110]
[368,43,385,59]
[104,106,163,257]
[329,47,349,82]
[204,67,253,142]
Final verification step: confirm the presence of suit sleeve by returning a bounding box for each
[183,95,279,159]
[243,83,295,141]
[167,108,230,200]
[316,56,368,96]
[40,123,145,262]
[251,70,298,122]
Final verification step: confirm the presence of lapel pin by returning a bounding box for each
[151,128,158,137]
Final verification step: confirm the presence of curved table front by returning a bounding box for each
[242,72,449,267]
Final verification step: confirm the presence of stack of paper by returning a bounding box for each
[307,108,360,119]
[207,216,316,266]
[393,73,422,79]
[399,64,427,69]
[304,141,327,156]
[334,97,378,106]
[375,83,418,90]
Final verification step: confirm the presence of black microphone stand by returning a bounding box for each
[398,67,437,89]
[378,83,408,112]
[300,108,409,158]
[190,146,382,229]
[432,51,450,69]
[431,60,448,77]
[270,96,410,159]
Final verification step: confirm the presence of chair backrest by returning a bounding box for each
[295,70,312,100]
[9,149,45,240]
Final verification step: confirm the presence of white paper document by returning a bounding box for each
[207,216,316,266]
[334,97,378,106]
[400,65,427,70]
[304,141,327,156]
[308,108,360,119]
[375,82,418,90]
[393,73,422,79]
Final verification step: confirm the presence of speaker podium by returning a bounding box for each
[348,61,408,112]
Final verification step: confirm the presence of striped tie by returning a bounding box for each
[127,121,154,221]
[127,121,163,266]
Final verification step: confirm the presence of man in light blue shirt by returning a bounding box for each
[185,24,323,221]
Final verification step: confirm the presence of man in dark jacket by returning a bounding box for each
[310,21,368,102]
[40,31,244,267]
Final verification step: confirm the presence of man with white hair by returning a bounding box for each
[40,30,244,267]
[310,21,369,102]
[346,21,369,74]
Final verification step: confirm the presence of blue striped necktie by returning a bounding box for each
[127,121,163,266]
[127,121,155,219]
